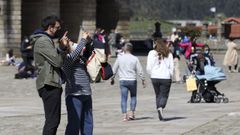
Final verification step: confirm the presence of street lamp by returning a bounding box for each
[210,7,216,24]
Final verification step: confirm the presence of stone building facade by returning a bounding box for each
[0,0,130,56]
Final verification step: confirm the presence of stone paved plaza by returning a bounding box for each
[0,54,239,135]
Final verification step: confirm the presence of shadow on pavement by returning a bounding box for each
[163,116,187,122]
[134,116,154,121]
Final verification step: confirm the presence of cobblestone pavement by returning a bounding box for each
[0,54,239,135]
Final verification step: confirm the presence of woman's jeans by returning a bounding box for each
[119,80,137,113]
[151,79,172,109]
[65,95,93,135]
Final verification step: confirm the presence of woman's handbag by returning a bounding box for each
[186,75,197,92]
[86,51,101,82]
[86,48,107,82]
[100,62,113,80]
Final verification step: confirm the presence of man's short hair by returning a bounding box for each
[125,42,133,52]
[41,15,60,31]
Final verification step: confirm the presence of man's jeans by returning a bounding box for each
[65,95,93,135]
[119,80,137,113]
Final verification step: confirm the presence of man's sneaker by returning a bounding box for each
[157,108,164,121]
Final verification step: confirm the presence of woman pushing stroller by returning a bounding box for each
[187,45,228,103]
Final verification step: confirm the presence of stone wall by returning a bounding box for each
[116,0,130,38]
[61,0,96,42]
[22,0,60,41]
[0,0,7,57]
[0,0,21,56]
[96,0,118,32]
[81,0,96,33]
[0,0,130,57]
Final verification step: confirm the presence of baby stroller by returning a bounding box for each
[187,54,229,103]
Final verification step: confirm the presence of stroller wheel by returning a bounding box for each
[214,96,221,103]
[202,90,215,103]
[192,93,201,103]
[223,98,229,103]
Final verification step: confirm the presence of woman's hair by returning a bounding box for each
[201,44,210,52]
[154,39,170,59]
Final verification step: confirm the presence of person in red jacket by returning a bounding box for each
[178,37,205,59]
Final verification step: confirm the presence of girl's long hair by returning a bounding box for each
[154,39,170,60]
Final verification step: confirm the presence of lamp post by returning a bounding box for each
[216,14,222,44]
[202,22,209,39]
[210,7,216,24]
[210,7,222,41]
[152,21,162,40]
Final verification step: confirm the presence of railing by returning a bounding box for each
[129,29,153,40]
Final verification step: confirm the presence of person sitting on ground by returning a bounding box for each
[14,61,35,79]
[0,49,16,66]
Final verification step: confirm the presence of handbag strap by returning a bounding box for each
[86,51,96,65]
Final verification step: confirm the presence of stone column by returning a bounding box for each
[44,0,60,16]
[0,0,21,56]
[216,14,222,42]
[116,0,130,38]
[0,0,7,57]
[202,22,209,38]
[81,0,96,33]
[77,0,96,42]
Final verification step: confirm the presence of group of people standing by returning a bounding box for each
[30,15,239,135]
[31,15,93,135]
[170,30,239,81]
[31,15,174,135]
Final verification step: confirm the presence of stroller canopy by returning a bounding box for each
[197,65,226,81]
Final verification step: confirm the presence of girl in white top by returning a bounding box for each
[146,49,174,79]
[146,39,174,121]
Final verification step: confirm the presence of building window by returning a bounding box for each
[186,23,196,27]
